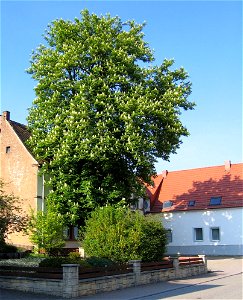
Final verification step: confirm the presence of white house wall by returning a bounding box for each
[162,208,243,256]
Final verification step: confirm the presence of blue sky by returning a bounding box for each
[1,0,242,172]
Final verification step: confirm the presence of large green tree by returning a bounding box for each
[27,10,194,225]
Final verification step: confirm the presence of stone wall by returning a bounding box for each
[0,259,208,298]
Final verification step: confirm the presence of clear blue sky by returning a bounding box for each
[1,0,242,172]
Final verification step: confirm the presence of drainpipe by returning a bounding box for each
[42,174,45,212]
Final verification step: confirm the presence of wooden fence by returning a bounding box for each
[179,256,204,266]
[0,256,204,280]
[0,265,63,279]
[141,259,173,272]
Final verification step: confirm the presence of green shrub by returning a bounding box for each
[85,256,116,267]
[0,243,18,253]
[68,252,81,260]
[138,215,167,262]
[26,208,65,255]
[39,257,90,268]
[82,205,167,262]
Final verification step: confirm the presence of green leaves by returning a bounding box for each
[26,207,65,254]
[82,205,167,262]
[27,9,194,224]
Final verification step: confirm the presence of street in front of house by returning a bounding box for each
[0,257,242,300]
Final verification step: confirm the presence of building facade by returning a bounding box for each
[0,111,40,248]
[0,111,80,249]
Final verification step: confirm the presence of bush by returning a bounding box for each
[85,256,116,267]
[39,257,90,268]
[138,215,167,262]
[26,208,65,255]
[68,252,81,260]
[0,243,18,253]
[82,205,167,262]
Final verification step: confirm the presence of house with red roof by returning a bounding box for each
[145,162,243,255]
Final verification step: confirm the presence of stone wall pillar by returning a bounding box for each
[172,257,179,270]
[129,260,141,285]
[198,255,207,268]
[62,264,79,298]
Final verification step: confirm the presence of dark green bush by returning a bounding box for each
[39,257,90,268]
[85,256,116,267]
[0,243,18,253]
[38,255,116,268]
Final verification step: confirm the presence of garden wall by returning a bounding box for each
[0,257,208,298]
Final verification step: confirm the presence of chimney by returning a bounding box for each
[162,170,168,178]
[224,160,231,172]
[2,111,10,121]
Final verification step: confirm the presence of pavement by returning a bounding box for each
[0,257,242,300]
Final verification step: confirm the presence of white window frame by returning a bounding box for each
[194,227,203,242]
[210,227,220,241]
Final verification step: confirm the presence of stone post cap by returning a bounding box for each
[128,260,142,263]
[61,264,80,267]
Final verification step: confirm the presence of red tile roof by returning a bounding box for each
[148,163,243,213]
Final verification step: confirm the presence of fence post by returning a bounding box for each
[172,257,179,270]
[198,255,207,268]
[62,264,79,298]
[128,260,141,285]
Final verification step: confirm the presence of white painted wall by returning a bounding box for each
[161,207,243,255]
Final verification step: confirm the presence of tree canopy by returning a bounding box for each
[27,10,194,225]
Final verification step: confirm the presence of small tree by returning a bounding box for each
[82,205,167,262]
[26,207,65,255]
[0,179,28,246]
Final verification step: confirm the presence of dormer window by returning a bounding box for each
[163,201,173,208]
[188,200,196,207]
[209,197,222,206]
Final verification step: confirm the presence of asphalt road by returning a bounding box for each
[0,257,242,300]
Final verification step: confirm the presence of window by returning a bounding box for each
[210,197,222,205]
[211,227,220,241]
[163,201,173,209]
[166,229,172,243]
[194,228,203,241]
[64,226,79,240]
[188,200,196,207]
[6,146,10,153]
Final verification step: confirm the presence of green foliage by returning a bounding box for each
[138,215,167,262]
[26,207,65,255]
[82,205,167,262]
[0,179,28,245]
[27,9,194,225]
[85,256,115,267]
[68,251,81,260]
